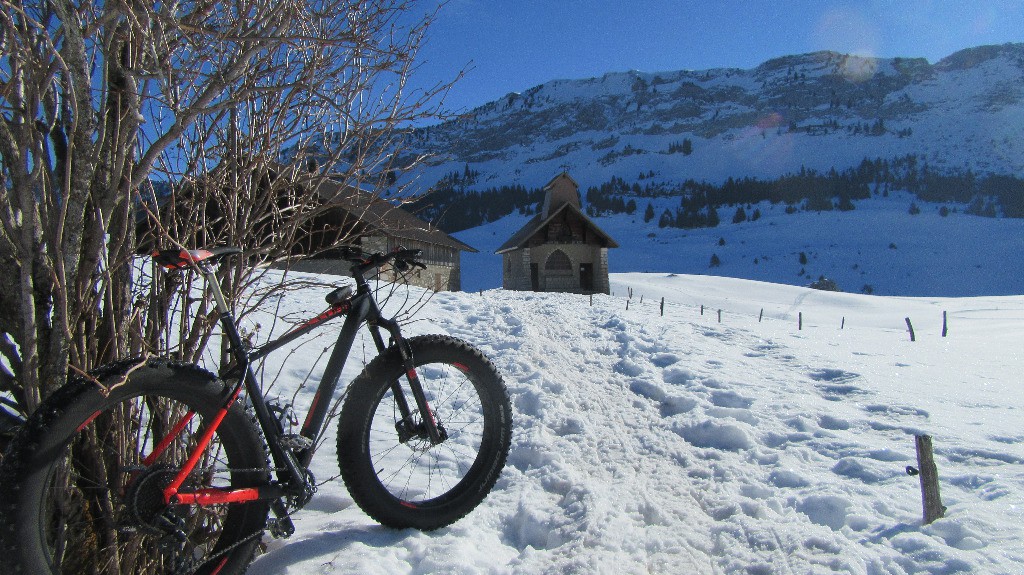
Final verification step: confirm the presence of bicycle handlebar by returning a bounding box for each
[349,247,426,277]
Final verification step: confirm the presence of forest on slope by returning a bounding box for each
[406,154,1024,233]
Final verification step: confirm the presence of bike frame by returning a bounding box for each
[151,252,441,511]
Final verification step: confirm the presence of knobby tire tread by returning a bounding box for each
[337,335,512,530]
[0,359,270,575]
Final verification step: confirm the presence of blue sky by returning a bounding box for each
[409,0,1024,114]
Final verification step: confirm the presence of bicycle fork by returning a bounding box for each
[369,318,447,446]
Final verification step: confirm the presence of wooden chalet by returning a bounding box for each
[287,178,478,291]
[138,167,476,292]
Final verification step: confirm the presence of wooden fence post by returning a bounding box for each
[717,309,722,323]
[913,435,946,524]
[905,317,916,342]
[942,311,948,337]
[626,299,630,311]
[798,312,803,331]
[841,317,845,330]
[758,308,763,322]
[700,305,704,316]
[660,297,664,316]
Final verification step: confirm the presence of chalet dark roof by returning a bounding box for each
[495,201,619,254]
[314,179,477,253]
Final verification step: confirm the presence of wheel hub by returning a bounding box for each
[123,465,183,535]
[396,417,448,447]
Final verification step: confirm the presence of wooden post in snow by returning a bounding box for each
[913,435,946,524]
[660,297,665,316]
[905,317,916,342]
[942,311,948,337]
[717,309,722,323]
[798,312,803,331]
[758,308,763,322]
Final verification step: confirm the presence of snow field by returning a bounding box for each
[246,271,1024,574]
[454,191,1024,298]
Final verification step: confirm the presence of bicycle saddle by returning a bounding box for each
[152,246,242,269]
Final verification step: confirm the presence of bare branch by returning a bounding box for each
[2,0,457,423]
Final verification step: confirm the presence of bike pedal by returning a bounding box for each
[279,434,313,451]
[267,516,295,539]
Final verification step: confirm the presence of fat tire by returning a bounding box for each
[338,335,512,530]
[0,359,270,575]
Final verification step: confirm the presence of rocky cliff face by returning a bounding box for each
[398,44,1024,189]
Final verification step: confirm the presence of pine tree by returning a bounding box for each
[644,202,655,223]
[658,209,674,228]
[707,206,720,227]
[732,206,747,224]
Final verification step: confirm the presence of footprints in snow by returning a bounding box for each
[808,368,865,401]
[622,333,932,458]
[614,326,966,505]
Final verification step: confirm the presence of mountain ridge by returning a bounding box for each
[398,43,1024,191]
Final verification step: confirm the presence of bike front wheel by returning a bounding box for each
[337,335,512,530]
[0,360,271,575]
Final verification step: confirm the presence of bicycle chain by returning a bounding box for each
[125,464,288,476]
[171,525,268,575]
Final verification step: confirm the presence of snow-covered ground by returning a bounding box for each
[243,270,1024,574]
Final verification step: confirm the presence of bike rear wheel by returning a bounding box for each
[0,360,270,575]
[337,335,512,530]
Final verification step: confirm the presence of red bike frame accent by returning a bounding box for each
[210,557,230,575]
[142,411,196,466]
[174,487,261,505]
[162,386,243,504]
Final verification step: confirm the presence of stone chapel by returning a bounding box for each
[496,173,618,294]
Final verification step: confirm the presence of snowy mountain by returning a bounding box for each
[243,271,1024,574]
[400,44,1024,189]
[384,44,1024,298]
